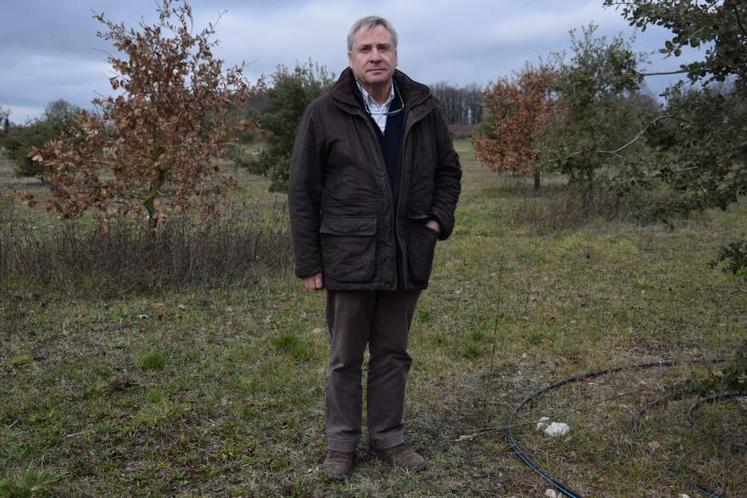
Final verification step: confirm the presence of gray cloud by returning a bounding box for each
[1,0,694,123]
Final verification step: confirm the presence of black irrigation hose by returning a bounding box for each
[506,358,725,498]
[507,360,675,498]
[632,393,680,435]
[633,390,744,498]
[687,391,747,455]
[687,391,745,428]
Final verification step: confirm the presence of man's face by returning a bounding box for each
[348,24,398,90]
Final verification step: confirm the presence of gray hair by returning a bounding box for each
[347,16,398,53]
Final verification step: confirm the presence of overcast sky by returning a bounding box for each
[1,0,695,123]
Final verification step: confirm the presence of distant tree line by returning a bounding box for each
[430,82,483,126]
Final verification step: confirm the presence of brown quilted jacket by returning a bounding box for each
[288,68,461,290]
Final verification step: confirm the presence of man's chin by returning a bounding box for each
[365,74,392,85]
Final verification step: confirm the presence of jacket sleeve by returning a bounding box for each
[288,101,325,278]
[430,107,462,240]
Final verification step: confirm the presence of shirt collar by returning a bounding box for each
[355,79,395,110]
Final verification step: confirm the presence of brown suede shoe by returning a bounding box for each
[323,450,354,481]
[374,443,427,471]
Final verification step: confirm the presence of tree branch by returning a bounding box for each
[566,115,691,160]
[668,165,700,175]
[602,115,690,156]
[639,69,690,77]
[733,3,747,39]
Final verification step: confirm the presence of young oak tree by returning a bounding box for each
[31,0,249,228]
[472,64,559,189]
[539,24,650,195]
[604,0,747,217]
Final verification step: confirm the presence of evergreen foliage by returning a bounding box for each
[2,100,79,178]
[244,62,333,192]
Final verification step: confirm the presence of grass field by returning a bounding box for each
[1,141,745,497]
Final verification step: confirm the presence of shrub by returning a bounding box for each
[539,24,654,192]
[512,183,649,233]
[711,239,747,280]
[0,201,292,296]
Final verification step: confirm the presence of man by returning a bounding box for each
[288,16,461,480]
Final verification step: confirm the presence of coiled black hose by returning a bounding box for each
[506,358,737,498]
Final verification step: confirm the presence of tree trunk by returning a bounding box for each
[533,168,541,190]
[143,168,165,232]
[581,168,595,211]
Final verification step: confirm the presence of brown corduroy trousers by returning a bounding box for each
[324,289,421,452]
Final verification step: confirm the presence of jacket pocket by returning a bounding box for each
[406,219,438,283]
[319,216,377,282]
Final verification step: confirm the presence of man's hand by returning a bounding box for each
[303,272,324,290]
[425,219,440,234]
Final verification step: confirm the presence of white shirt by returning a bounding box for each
[355,79,395,133]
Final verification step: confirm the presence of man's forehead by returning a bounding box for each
[352,25,394,45]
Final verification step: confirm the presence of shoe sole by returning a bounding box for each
[324,469,352,481]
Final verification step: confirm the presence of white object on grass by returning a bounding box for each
[543,422,571,437]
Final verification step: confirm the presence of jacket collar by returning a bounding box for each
[330,67,432,115]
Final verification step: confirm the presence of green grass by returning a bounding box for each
[138,351,168,371]
[1,140,745,496]
[0,467,64,498]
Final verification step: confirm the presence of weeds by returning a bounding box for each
[0,201,292,296]
[512,183,648,233]
[0,467,63,498]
